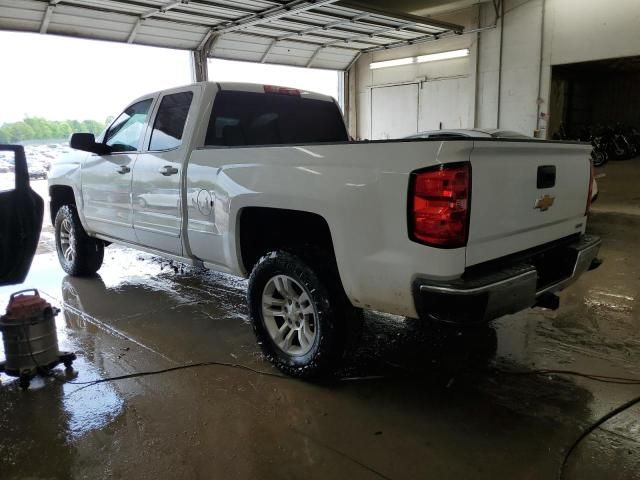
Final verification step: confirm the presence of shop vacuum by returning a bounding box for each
[0,289,76,390]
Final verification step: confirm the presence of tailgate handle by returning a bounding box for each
[537,165,556,189]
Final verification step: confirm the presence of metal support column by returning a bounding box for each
[191,32,218,82]
[344,52,361,139]
[191,49,209,82]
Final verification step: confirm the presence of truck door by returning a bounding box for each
[132,88,196,255]
[82,98,154,242]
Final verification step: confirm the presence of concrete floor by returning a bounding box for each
[1,162,640,480]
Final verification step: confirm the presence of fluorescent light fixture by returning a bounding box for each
[369,48,470,70]
[369,57,415,70]
[416,48,469,63]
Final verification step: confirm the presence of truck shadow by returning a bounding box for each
[57,271,595,421]
[54,271,597,476]
[339,313,499,381]
[59,271,499,383]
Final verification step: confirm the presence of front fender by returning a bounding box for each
[48,151,87,227]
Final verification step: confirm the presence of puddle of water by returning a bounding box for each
[1,299,124,442]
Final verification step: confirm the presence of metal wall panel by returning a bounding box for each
[371,83,419,139]
[0,0,45,32]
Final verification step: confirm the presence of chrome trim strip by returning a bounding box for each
[133,223,181,237]
[419,269,537,295]
[92,233,204,268]
[85,215,131,228]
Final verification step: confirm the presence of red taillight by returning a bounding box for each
[586,164,594,215]
[409,163,470,248]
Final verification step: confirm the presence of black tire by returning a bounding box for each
[247,250,359,378]
[19,375,31,391]
[54,205,104,276]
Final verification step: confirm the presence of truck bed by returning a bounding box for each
[185,137,592,318]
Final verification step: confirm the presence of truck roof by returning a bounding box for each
[150,81,337,103]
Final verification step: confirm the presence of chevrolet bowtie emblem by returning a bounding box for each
[534,194,555,211]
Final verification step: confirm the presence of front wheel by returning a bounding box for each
[54,205,104,276]
[248,250,354,378]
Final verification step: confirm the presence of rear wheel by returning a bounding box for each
[54,205,104,276]
[248,250,360,378]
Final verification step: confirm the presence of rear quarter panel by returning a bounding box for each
[186,140,473,317]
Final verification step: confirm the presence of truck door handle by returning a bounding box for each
[158,165,179,176]
[116,165,130,174]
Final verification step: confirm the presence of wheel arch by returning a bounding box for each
[49,185,77,226]
[238,207,337,275]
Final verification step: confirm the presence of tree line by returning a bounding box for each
[0,117,108,143]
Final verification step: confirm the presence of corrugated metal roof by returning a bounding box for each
[0,0,464,70]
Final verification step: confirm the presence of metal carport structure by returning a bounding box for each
[0,0,464,76]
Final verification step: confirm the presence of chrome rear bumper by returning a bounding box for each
[413,235,601,324]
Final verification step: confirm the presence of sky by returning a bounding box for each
[0,31,339,125]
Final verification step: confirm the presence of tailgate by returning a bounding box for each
[466,140,592,267]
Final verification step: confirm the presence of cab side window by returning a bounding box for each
[149,92,194,151]
[104,99,153,153]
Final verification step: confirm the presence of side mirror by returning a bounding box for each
[0,145,44,286]
[70,133,110,155]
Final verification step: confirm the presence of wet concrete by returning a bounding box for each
[593,160,640,216]
[1,168,640,479]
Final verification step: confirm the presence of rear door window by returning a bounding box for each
[149,91,194,151]
[205,90,348,147]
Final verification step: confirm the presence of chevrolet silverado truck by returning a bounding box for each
[48,81,601,377]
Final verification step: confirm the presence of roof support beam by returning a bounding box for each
[212,0,340,35]
[345,51,361,71]
[127,18,142,43]
[197,29,214,51]
[273,11,448,40]
[260,39,278,63]
[177,5,444,44]
[252,20,385,48]
[323,20,422,48]
[336,1,464,33]
[216,29,361,52]
[39,5,54,34]
[39,0,61,34]
[277,12,369,41]
[362,27,468,53]
[306,46,323,67]
[141,0,190,20]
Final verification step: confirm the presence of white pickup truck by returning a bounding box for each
[48,81,601,377]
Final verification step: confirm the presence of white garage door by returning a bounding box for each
[371,84,419,140]
[419,77,472,131]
